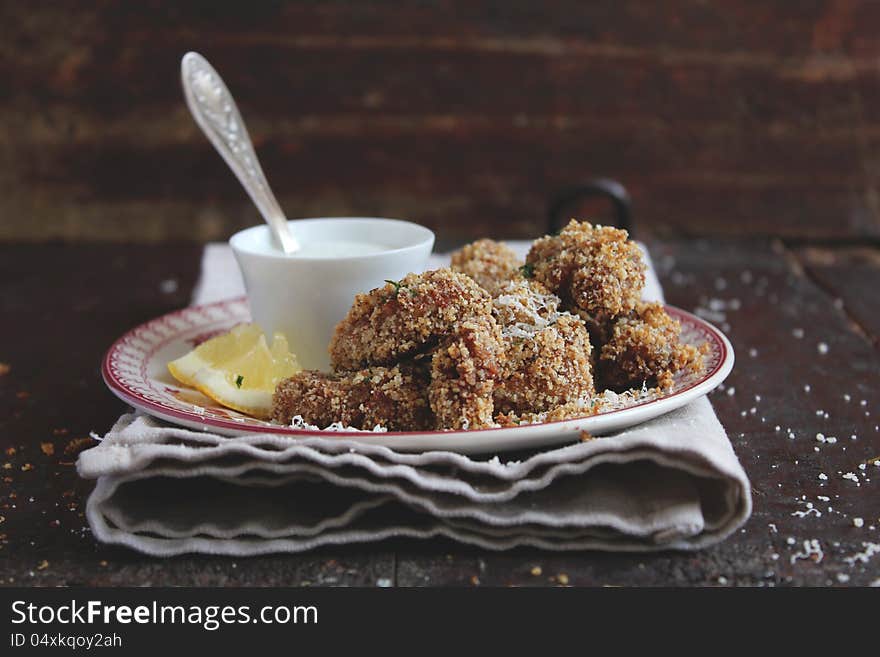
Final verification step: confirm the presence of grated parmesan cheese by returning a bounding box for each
[492,282,561,339]
[289,415,388,433]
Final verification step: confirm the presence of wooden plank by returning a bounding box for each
[0,123,872,242]
[5,2,880,64]
[2,30,872,120]
[796,246,880,345]
[1,181,870,244]
[396,238,880,586]
[0,244,394,586]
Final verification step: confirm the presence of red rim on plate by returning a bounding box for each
[101,296,732,443]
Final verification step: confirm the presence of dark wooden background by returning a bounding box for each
[4,0,880,244]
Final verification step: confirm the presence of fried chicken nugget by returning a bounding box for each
[490,280,594,415]
[525,220,646,325]
[450,239,522,296]
[329,269,492,370]
[271,363,433,431]
[493,314,594,416]
[429,318,505,430]
[598,302,706,390]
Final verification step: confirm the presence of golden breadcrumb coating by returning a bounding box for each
[271,363,432,431]
[494,313,594,415]
[526,219,646,325]
[329,269,492,370]
[450,239,523,296]
[598,302,706,390]
[428,318,505,430]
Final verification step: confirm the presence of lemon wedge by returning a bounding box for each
[168,323,300,418]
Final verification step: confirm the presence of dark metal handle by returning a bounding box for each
[547,178,633,236]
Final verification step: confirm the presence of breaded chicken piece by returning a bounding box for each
[450,239,522,296]
[271,363,432,431]
[329,269,492,370]
[525,219,646,326]
[488,279,594,414]
[429,318,505,430]
[494,314,594,415]
[598,302,706,390]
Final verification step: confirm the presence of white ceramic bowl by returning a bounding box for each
[230,217,435,369]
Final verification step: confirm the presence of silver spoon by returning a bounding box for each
[181,51,300,254]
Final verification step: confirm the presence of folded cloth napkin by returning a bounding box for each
[78,241,751,556]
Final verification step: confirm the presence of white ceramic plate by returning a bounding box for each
[102,297,733,455]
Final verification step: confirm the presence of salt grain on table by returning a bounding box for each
[844,543,880,566]
[790,539,824,564]
[792,501,820,518]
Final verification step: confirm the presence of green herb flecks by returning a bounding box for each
[519,263,535,279]
[385,279,403,294]
[235,375,244,389]
[384,279,418,301]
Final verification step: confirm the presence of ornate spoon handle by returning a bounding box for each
[181,52,299,253]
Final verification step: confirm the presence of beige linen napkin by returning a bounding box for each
[78,242,751,556]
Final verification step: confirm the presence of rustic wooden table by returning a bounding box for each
[1,239,878,586]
